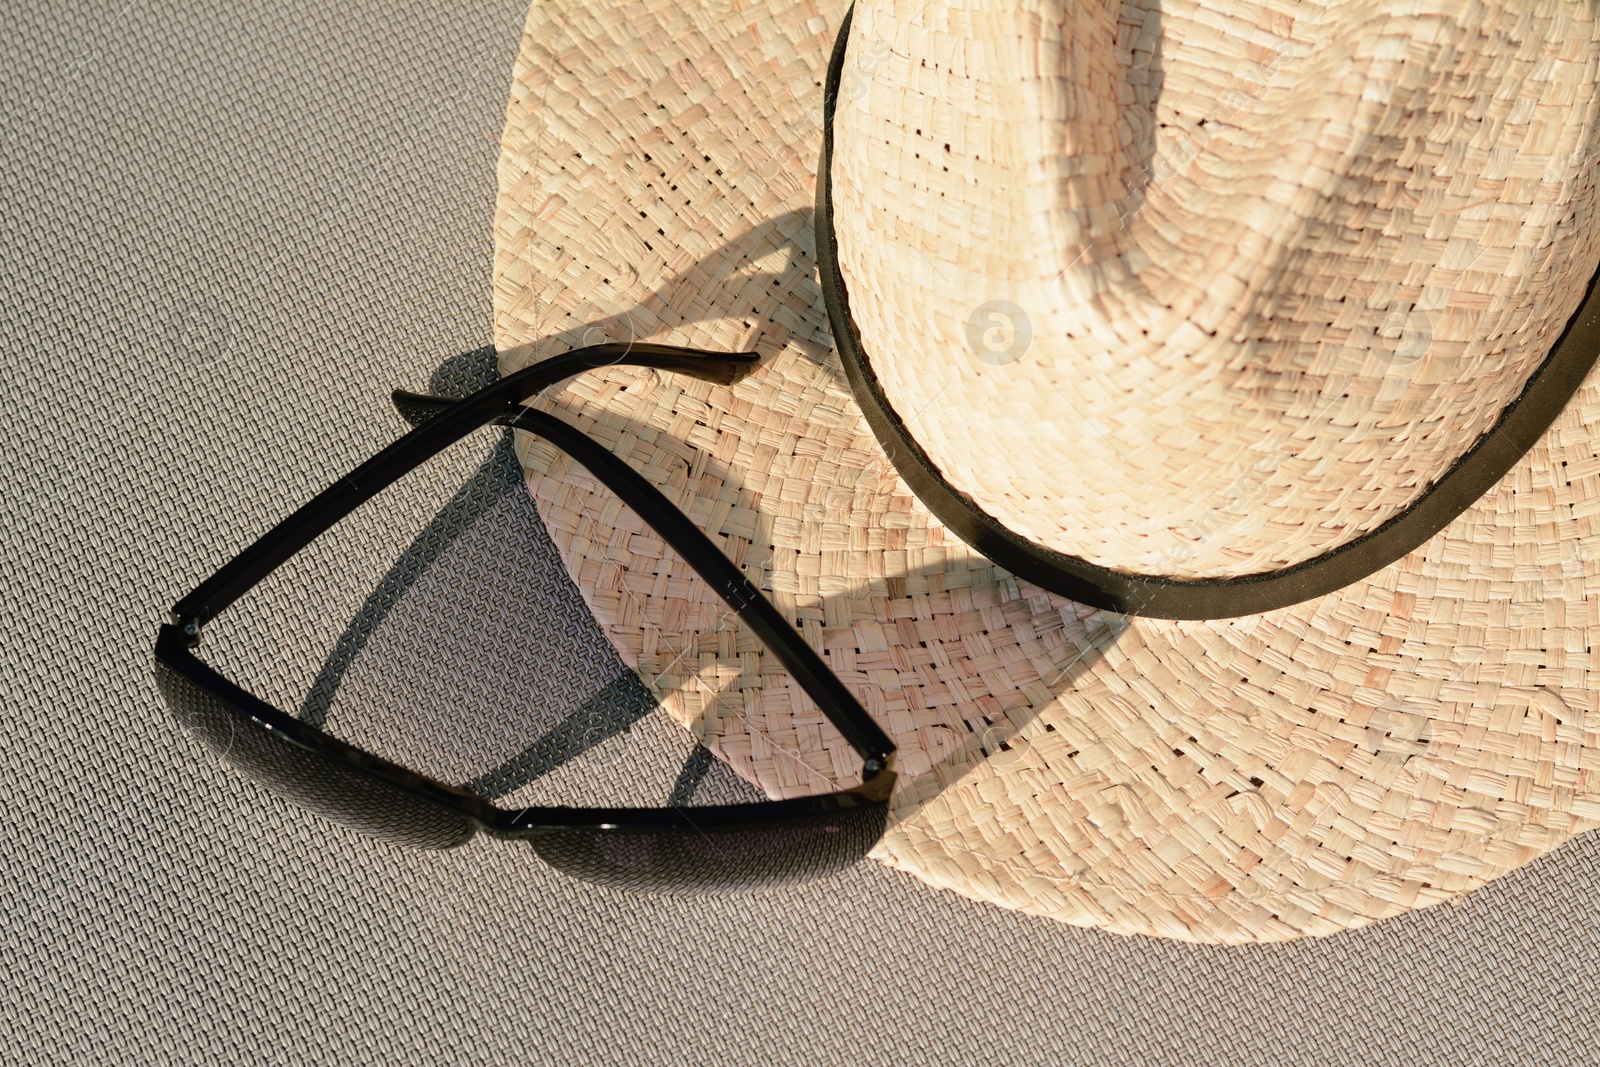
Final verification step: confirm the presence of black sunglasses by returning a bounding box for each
[154,343,897,891]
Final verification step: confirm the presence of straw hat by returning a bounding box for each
[492,0,1600,942]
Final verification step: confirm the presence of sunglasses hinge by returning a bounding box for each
[169,611,202,647]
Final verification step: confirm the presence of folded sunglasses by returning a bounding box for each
[154,344,896,891]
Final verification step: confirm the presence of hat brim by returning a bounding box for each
[494,0,1600,942]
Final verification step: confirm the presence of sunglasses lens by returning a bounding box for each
[528,792,889,892]
[156,650,475,850]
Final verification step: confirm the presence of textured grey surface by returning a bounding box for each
[1,2,1597,1064]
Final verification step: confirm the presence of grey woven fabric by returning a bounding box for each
[2,2,1597,1064]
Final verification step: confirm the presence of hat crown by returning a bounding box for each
[831,0,1600,579]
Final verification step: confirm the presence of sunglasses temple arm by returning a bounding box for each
[496,405,896,769]
[170,344,759,634]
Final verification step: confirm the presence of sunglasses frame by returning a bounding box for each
[155,342,896,875]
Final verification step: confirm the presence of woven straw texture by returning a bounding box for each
[496,0,1600,942]
[9,2,1600,1062]
[834,0,1600,580]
